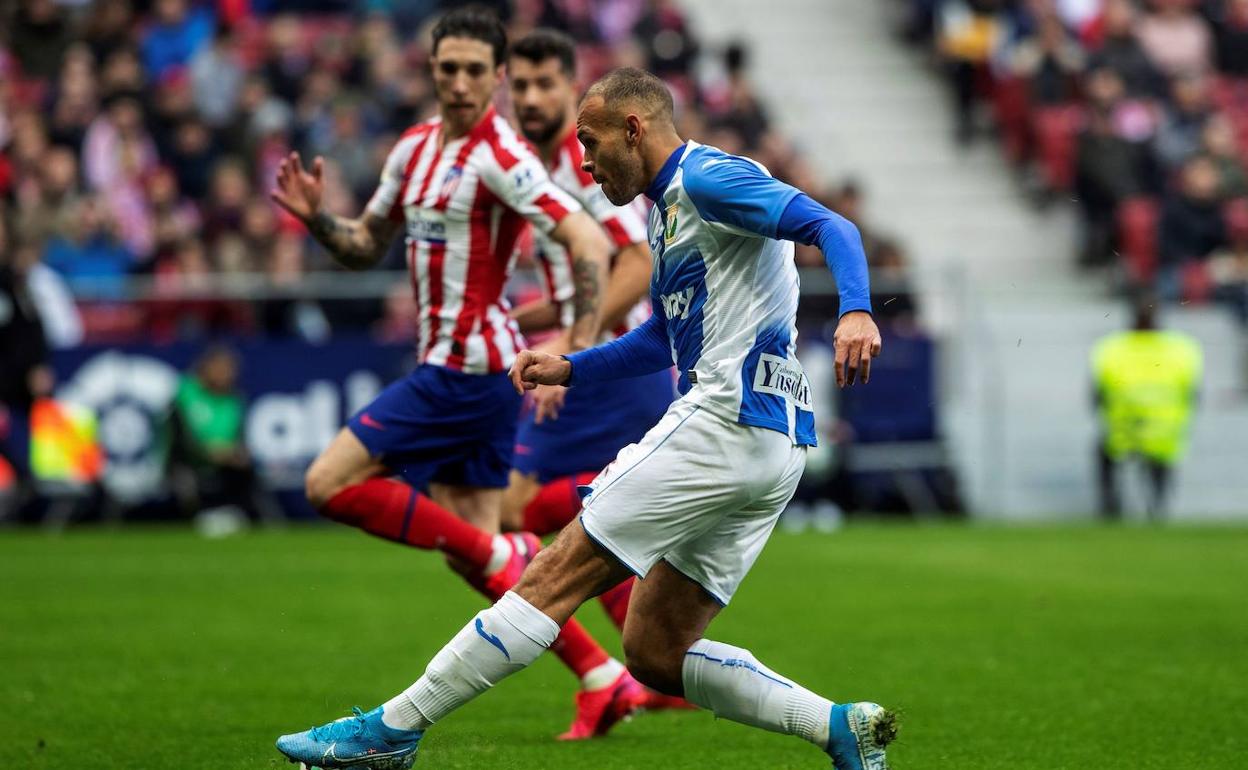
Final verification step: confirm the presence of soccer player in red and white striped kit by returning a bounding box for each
[270,7,645,739]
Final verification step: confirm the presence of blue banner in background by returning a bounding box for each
[50,336,414,516]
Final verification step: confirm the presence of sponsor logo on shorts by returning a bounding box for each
[752,353,812,410]
[359,413,386,431]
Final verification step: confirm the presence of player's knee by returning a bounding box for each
[304,460,343,512]
[623,643,684,696]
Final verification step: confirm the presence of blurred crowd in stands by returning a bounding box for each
[899,0,1248,321]
[0,0,921,351]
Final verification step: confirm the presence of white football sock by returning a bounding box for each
[681,639,834,749]
[581,658,626,691]
[381,591,559,731]
[482,535,512,576]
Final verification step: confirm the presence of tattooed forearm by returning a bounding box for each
[568,256,604,350]
[307,212,392,270]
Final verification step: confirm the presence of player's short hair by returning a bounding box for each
[583,67,674,121]
[509,29,577,77]
[431,6,507,67]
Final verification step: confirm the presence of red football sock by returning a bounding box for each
[323,478,494,569]
[522,471,599,535]
[597,577,634,631]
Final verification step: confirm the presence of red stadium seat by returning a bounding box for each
[1180,261,1213,304]
[1225,198,1248,243]
[990,74,1032,164]
[1032,104,1083,192]
[1117,196,1161,283]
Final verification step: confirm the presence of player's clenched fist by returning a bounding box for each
[508,349,572,394]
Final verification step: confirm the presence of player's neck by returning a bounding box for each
[439,104,493,143]
[536,117,576,165]
[642,132,686,186]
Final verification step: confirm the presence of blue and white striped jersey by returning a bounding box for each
[645,141,816,446]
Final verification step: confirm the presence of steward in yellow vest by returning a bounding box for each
[1091,304,1201,520]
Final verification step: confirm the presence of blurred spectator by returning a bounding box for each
[1085,0,1167,99]
[140,0,214,80]
[1091,299,1202,520]
[937,0,1004,144]
[870,238,920,324]
[1153,72,1213,172]
[99,46,147,95]
[1135,0,1214,78]
[635,0,699,82]
[1157,154,1227,298]
[47,45,99,151]
[1201,113,1248,199]
[202,157,250,242]
[1216,0,1248,78]
[1075,67,1155,264]
[189,25,244,129]
[169,345,284,528]
[8,0,73,81]
[262,15,311,103]
[703,42,770,150]
[1210,228,1248,324]
[261,232,329,342]
[146,165,201,261]
[1010,11,1086,106]
[14,145,83,248]
[83,0,137,64]
[0,219,54,488]
[42,198,136,287]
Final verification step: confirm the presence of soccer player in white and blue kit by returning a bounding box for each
[275,68,895,770]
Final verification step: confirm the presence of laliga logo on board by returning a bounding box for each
[58,351,385,496]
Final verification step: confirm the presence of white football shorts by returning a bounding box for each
[578,396,807,605]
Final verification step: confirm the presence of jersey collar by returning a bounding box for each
[645,142,689,203]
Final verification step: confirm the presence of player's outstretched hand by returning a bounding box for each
[833,310,883,387]
[270,151,324,223]
[532,385,567,424]
[509,349,572,394]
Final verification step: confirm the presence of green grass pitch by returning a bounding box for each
[3,524,1247,769]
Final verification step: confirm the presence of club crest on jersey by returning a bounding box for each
[753,353,812,410]
[664,204,679,244]
[439,165,464,199]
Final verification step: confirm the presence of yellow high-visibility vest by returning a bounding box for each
[1091,331,1202,464]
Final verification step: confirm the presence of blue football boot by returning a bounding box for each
[826,702,898,770]
[275,706,423,769]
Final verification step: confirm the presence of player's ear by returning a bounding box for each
[625,114,642,146]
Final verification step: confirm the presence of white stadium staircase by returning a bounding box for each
[682,0,1248,519]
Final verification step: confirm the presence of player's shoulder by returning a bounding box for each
[468,111,540,172]
[387,120,438,159]
[680,144,774,201]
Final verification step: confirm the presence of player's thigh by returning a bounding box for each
[499,470,541,532]
[666,440,806,606]
[305,428,387,507]
[578,402,751,578]
[512,518,634,625]
[620,559,723,692]
[428,483,503,533]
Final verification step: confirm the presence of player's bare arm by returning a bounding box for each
[270,151,400,271]
[510,298,561,334]
[598,241,651,331]
[548,211,610,351]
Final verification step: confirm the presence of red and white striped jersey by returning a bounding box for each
[533,129,650,342]
[366,107,581,374]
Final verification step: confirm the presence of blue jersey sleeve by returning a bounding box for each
[681,153,800,238]
[565,312,672,386]
[777,193,873,316]
[682,150,873,317]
